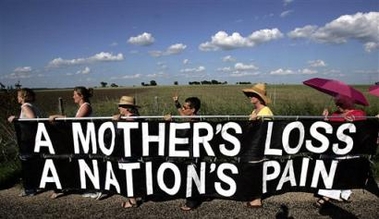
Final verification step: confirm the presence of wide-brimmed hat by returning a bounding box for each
[242,83,271,105]
[118,96,139,107]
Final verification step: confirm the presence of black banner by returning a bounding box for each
[14,119,379,200]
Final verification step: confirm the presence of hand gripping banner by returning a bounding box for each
[14,119,379,201]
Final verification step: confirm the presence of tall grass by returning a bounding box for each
[0,91,22,187]
[31,85,379,117]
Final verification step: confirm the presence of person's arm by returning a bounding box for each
[173,95,181,108]
[322,108,329,120]
[7,115,16,123]
[21,104,36,118]
[49,114,66,121]
[173,95,186,115]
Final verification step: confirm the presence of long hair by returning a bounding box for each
[74,86,93,103]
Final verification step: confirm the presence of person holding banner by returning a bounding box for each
[49,86,93,120]
[8,88,41,197]
[242,83,273,208]
[167,95,204,211]
[49,86,96,199]
[113,95,143,208]
[315,94,366,208]
[242,83,273,121]
[8,88,41,123]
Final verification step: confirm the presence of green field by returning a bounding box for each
[1,84,378,187]
[9,84,379,117]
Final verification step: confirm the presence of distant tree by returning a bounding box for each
[211,80,219,84]
[110,83,118,87]
[150,80,157,86]
[100,81,108,87]
[189,81,200,85]
[174,81,178,85]
[201,80,211,85]
[236,82,251,85]
[141,82,145,86]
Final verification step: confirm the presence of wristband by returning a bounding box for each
[174,101,181,109]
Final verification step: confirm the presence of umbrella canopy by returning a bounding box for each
[369,85,379,97]
[303,77,369,106]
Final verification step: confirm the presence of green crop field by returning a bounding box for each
[1,84,378,187]
[6,84,379,117]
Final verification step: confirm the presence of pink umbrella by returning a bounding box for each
[369,85,379,97]
[303,77,369,106]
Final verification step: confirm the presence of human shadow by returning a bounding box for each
[275,204,294,219]
[318,202,358,219]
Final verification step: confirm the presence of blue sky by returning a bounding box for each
[0,0,378,88]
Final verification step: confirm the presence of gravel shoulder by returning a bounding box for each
[0,184,378,219]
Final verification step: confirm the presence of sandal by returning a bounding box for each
[50,192,64,199]
[180,204,193,211]
[313,197,330,208]
[246,202,263,208]
[121,199,138,208]
[339,197,352,203]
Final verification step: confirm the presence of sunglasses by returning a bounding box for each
[182,105,191,110]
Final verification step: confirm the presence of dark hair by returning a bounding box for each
[334,94,354,110]
[74,86,93,103]
[127,106,140,116]
[18,88,36,102]
[250,93,266,105]
[185,97,201,114]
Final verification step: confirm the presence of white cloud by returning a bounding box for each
[217,67,232,72]
[287,25,318,38]
[234,63,259,71]
[270,68,318,75]
[122,74,142,79]
[110,42,118,47]
[222,55,236,62]
[270,68,295,75]
[300,68,318,75]
[166,43,187,54]
[147,72,166,78]
[183,59,189,65]
[308,59,327,67]
[76,67,91,74]
[180,66,206,73]
[199,28,283,51]
[149,43,187,57]
[6,66,34,79]
[288,12,379,52]
[157,62,167,69]
[217,62,259,76]
[47,52,124,68]
[127,32,155,46]
[230,72,260,77]
[280,10,294,18]
[283,0,294,6]
[14,66,32,73]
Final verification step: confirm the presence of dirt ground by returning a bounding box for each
[0,184,378,219]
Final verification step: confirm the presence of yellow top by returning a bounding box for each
[251,106,273,120]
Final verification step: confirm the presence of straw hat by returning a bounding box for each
[242,83,271,105]
[118,96,139,107]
